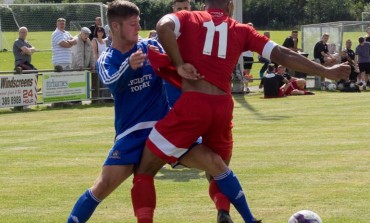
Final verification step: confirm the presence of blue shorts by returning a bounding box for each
[104,128,151,166]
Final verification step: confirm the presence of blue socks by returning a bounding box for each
[67,172,254,222]
[214,168,255,223]
[67,189,101,223]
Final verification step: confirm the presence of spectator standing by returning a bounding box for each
[91,26,111,100]
[89,17,106,40]
[365,27,370,42]
[12,26,38,110]
[13,26,37,71]
[71,27,95,70]
[258,31,272,78]
[91,26,107,61]
[241,22,254,93]
[51,18,77,70]
[104,24,110,37]
[355,37,370,86]
[104,26,112,48]
[147,30,157,39]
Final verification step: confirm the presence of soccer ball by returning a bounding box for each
[327,83,337,91]
[288,210,323,223]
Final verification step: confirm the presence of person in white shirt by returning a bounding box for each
[91,26,107,61]
[51,18,77,70]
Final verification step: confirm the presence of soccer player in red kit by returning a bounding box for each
[132,0,350,223]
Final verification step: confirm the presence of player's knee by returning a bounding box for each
[204,153,228,176]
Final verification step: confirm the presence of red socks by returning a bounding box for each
[209,179,231,212]
[131,174,156,223]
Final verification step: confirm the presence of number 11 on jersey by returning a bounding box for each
[202,21,228,59]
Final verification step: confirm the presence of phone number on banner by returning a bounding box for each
[0,74,38,108]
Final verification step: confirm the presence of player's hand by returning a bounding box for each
[324,62,351,80]
[129,48,146,70]
[176,63,204,80]
[148,44,160,53]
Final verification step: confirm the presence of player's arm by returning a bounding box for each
[97,55,136,93]
[270,45,350,81]
[156,14,202,80]
[156,15,183,68]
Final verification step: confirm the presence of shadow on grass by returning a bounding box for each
[156,166,205,182]
[232,94,290,121]
[0,101,114,115]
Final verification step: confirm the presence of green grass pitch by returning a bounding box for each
[0,90,369,222]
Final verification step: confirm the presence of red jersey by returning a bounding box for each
[169,9,275,93]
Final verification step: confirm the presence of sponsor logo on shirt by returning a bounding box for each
[128,74,153,92]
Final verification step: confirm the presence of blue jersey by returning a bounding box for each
[163,80,181,108]
[96,39,169,165]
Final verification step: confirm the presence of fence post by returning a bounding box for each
[91,70,100,101]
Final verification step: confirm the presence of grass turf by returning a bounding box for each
[0,90,369,223]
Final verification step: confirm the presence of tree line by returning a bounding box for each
[90,0,370,29]
[2,0,370,30]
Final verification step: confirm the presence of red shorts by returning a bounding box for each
[146,92,234,163]
[285,80,298,95]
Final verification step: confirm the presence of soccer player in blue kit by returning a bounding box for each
[66,1,236,223]
[66,1,169,222]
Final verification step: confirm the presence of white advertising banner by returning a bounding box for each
[42,71,89,103]
[0,74,38,108]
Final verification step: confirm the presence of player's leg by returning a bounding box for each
[206,168,231,211]
[131,146,166,223]
[187,95,259,223]
[365,64,370,87]
[180,144,259,223]
[258,58,270,78]
[67,165,134,223]
[243,56,253,93]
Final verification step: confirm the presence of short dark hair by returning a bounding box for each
[107,0,140,28]
[267,63,275,73]
[292,30,298,33]
[359,37,365,43]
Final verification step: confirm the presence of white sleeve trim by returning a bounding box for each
[262,40,278,60]
[163,14,181,38]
